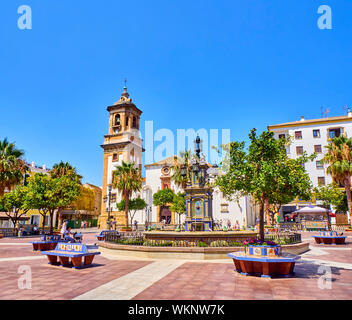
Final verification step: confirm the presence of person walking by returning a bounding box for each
[133,220,138,232]
[112,218,117,230]
[60,220,68,240]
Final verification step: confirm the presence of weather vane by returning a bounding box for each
[124,78,127,88]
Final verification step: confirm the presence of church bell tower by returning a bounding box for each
[99,85,143,227]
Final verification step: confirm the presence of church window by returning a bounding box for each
[125,117,129,127]
[133,116,137,128]
[114,114,120,126]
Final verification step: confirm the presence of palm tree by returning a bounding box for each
[323,135,352,227]
[50,161,82,182]
[112,161,143,227]
[50,161,82,228]
[0,138,27,196]
[171,150,191,190]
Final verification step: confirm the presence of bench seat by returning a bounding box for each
[228,252,300,279]
[312,235,347,245]
[41,242,101,269]
[30,241,61,251]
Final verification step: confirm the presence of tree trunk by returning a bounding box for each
[9,216,17,233]
[345,181,352,228]
[57,208,63,230]
[49,210,54,235]
[259,199,265,242]
[264,198,271,226]
[125,192,129,227]
[41,215,46,233]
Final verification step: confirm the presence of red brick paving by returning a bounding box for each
[132,261,352,300]
[0,255,151,300]
[0,245,38,258]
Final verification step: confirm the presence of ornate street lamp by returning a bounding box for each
[195,135,201,158]
[145,205,152,230]
[180,164,188,177]
[192,161,199,173]
[103,185,113,230]
[23,173,30,186]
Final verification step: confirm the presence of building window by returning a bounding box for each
[329,128,342,139]
[111,193,117,203]
[296,146,303,155]
[112,153,118,161]
[132,116,137,128]
[313,129,320,138]
[125,116,129,127]
[316,161,323,169]
[314,145,322,153]
[278,134,286,139]
[221,203,229,213]
[318,177,326,186]
[114,114,120,126]
[295,131,302,139]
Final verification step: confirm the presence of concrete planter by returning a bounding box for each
[99,241,309,260]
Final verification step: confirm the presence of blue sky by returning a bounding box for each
[1,0,351,186]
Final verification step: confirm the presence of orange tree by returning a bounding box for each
[216,129,313,241]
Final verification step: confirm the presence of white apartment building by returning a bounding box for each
[268,111,352,220]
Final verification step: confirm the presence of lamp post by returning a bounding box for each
[104,185,112,230]
[23,173,30,186]
[145,205,151,230]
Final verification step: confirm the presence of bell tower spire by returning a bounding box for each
[99,84,143,228]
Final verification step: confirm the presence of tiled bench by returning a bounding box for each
[41,242,100,269]
[228,252,300,279]
[30,235,63,251]
[313,231,347,245]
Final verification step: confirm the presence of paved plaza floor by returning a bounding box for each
[0,230,351,300]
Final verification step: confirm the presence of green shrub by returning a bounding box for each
[229,242,244,247]
[143,240,173,247]
[210,240,229,247]
[197,241,207,247]
[115,238,144,245]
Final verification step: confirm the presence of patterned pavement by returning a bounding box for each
[0,230,351,300]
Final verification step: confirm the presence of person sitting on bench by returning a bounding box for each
[64,227,76,243]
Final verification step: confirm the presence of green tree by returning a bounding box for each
[171,150,191,189]
[112,161,143,227]
[153,188,175,207]
[169,192,186,227]
[116,197,147,227]
[50,161,82,228]
[216,129,313,241]
[313,183,346,210]
[0,186,30,229]
[323,135,352,227]
[0,138,28,196]
[25,173,81,234]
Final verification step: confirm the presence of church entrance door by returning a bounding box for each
[160,206,172,224]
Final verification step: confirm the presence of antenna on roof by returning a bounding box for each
[320,107,330,118]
